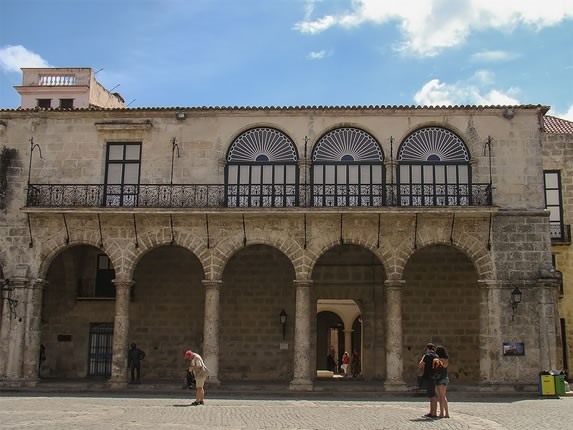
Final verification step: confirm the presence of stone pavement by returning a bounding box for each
[0,390,572,429]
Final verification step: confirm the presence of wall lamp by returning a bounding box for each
[175,111,186,120]
[1,278,18,319]
[503,108,515,120]
[279,309,287,340]
[510,287,523,321]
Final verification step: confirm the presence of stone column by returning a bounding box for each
[537,278,560,371]
[384,280,407,391]
[109,280,133,388]
[22,279,47,385]
[343,329,353,356]
[289,280,313,391]
[4,277,29,381]
[478,280,503,386]
[0,285,11,377]
[202,280,222,385]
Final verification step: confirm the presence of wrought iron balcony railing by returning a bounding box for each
[26,183,493,209]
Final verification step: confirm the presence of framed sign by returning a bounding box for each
[503,342,525,356]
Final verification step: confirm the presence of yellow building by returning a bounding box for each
[543,115,573,378]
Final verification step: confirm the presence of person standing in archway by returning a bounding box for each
[418,343,438,418]
[127,343,145,384]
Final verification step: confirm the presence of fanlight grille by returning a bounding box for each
[398,127,469,162]
[228,127,297,162]
[313,128,383,162]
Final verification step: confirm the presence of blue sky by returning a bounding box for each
[1,0,572,119]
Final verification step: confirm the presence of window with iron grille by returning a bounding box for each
[397,127,471,206]
[311,127,384,207]
[88,323,113,377]
[544,170,564,240]
[104,143,141,207]
[226,127,298,207]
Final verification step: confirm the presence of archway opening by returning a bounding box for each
[312,244,385,380]
[402,244,480,386]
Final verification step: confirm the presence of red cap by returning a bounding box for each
[184,350,193,359]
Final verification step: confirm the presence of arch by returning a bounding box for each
[398,126,470,162]
[395,234,494,281]
[124,229,209,281]
[226,127,299,208]
[312,127,384,162]
[210,236,304,281]
[306,238,390,280]
[38,235,117,280]
[397,126,472,207]
[311,127,385,207]
[401,244,481,384]
[227,126,298,162]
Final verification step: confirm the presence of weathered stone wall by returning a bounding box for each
[219,245,295,380]
[402,245,480,384]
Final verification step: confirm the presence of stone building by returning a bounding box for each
[0,68,563,391]
[542,115,573,378]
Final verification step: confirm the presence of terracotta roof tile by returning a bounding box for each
[544,115,573,134]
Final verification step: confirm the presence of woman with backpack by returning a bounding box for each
[434,345,450,418]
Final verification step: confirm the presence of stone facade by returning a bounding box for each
[543,125,573,378]
[0,70,563,391]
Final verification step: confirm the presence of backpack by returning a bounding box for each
[430,357,445,380]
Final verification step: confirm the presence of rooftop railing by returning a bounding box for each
[39,75,77,86]
[26,183,493,209]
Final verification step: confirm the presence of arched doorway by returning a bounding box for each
[312,244,385,380]
[316,303,362,377]
[131,245,205,379]
[402,245,480,385]
[42,245,117,379]
[220,244,295,381]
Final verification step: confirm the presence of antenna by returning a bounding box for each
[109,84,120,92]
[94,68,104,74]
[127,99,136,107]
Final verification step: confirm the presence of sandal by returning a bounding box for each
[191,400,204,406]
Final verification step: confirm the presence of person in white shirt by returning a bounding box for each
[184,350,209,406]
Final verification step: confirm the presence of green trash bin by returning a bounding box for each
[539,371,556,395]
[555,373,566,396]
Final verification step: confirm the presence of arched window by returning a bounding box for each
[312,127,385,206]
[226,127,298,207]
[397,127,471,206]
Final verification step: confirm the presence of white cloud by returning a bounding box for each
[471,50,519,63]
[294,0,573,57]
[307,50,326,60]
[414,73,520,106]
[552,105,573,121]
[0,45,51,73]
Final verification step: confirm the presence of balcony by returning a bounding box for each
[26,183,493,209]
[550,222,571,244]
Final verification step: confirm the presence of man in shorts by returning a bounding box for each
[184,350,209,406]
[418,343,439,418]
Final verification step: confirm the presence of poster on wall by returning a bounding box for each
[503,342,525,356]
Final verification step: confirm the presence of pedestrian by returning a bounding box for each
[341,351,350,377]
[327,348,336,372]
[351,350,361,377]
[184,350,209,406]
[418,343,439,418]
[39,344,46,377]
[435,345,450,418]
[127,343,146,384]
